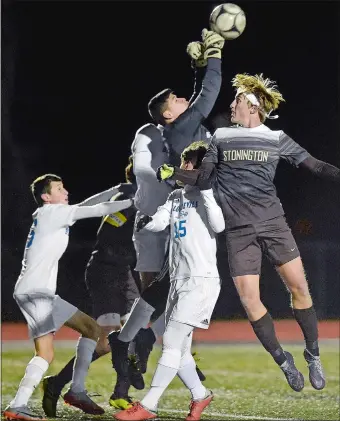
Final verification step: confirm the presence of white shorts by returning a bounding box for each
[165,277,221,329]
[14,291,78,339]
[133,212,169,272]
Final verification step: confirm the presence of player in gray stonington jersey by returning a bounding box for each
[205,125,310,228]
[158,73,339,394]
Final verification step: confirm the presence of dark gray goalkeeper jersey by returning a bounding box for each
[203,124,310,229]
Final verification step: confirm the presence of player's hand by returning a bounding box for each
[136,215,153,232]
[201,28,225,60]
[187,41,207,68]
[117,182,137,199]
[156,164,175,182]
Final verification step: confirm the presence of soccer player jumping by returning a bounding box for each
[158,73,340,392]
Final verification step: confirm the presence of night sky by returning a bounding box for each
[2,1,340,320]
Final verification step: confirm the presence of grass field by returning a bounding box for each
[1,343,339,421]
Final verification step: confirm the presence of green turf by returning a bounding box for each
[1,343,339,420]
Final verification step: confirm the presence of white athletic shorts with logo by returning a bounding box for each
[14,290,78,339]
[133,211,169,272]
[165,276,221,329]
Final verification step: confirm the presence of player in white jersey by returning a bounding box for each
[3,174,133,421]
[114,142,225,421]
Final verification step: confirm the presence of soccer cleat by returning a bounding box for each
[108,330,130,377]
[3,405,47,420]
[192,352,206,381]
[63,389,105,415]
[280,351,304,392]
[128,355,145,390]
[304,349,326,390]
[109,394,134,410]
[42,375,62,417]
[185,391,214,421]
[134,328,156,374]
[114,402,157,420]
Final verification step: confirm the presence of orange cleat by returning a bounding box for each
[113,402,157,420]
[185,391,214,421]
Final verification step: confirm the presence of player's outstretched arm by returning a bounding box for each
[200,189,225,233]
[299,156,340,183]
[73,199,133,221]
[78,186,120,207]
[279,132,340,183]
[137,198,172,233]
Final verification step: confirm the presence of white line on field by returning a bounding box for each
[160,408,302,421]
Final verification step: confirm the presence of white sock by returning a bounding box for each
[71,337,97,393]
[151,312,166,340]
[10,356,49,408]
[178,354,207,400]
[141,364,178,411]
[118,298,155,342]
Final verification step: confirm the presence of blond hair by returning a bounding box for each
[232,73,285,122]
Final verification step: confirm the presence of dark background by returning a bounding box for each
[2,0,340,322]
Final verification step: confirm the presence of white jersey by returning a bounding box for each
[145,186,225,280]
[132,123,173,216]
[14,204,78,295]
[14,190,133,296]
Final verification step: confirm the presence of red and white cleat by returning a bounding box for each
[185,391,214,421]
[113,402,157,420]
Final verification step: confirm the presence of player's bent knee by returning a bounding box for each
[240,294,262,312]
[159,348,181,369]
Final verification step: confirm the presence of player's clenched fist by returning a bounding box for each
[135,214,153,232]
[201,28,225,60]
[156,164,174,182]
[187,41,207,68]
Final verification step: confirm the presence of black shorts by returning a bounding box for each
[85,260,140,319]
[225,215,300,277]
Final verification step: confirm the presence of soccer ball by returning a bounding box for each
[209,3,246,40]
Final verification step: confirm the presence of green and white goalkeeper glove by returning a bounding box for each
[156,164,175,182]
[187,41,207,68]
[201,28,225,60]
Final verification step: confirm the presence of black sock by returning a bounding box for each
[293,306,319,356]
[54,350,101,390]
[250,312,286,366]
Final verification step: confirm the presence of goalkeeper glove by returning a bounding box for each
[201,28,225,60]
[187,41,207,68]
[156,164,175,182]
[136,215,152,232]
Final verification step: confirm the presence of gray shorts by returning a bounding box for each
[14,291,78,339]
[226,216,300,277]
[133,212,169,272]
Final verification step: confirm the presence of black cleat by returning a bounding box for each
[128,355,145,390]
[108,330,130,377]
[134,328,156,374]
[304,349,326,390]
[42,376,62,417]
[280,351,304,392]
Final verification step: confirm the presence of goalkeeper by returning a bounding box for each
[108,28,225,393]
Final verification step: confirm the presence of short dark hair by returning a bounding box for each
[125,155,136,184]
[181,141,208,169]
[148,88,173,125]
[30,174,62,206]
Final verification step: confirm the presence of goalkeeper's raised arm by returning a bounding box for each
[147,29,224,167]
